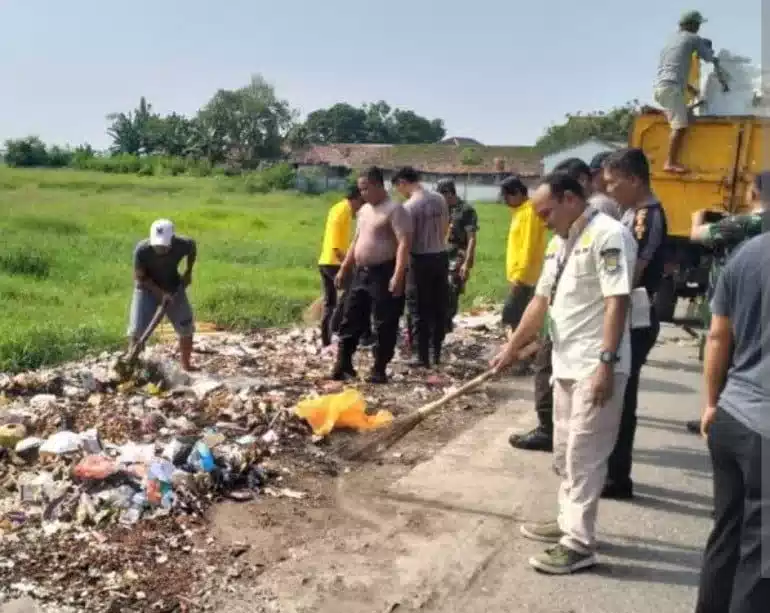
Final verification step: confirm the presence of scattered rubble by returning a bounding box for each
[0,312,503,611]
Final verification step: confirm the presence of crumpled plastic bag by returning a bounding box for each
[293,389,393,437]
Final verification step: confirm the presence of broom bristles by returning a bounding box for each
[342,412,425,461]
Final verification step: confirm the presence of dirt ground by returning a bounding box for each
[200,380,512,612]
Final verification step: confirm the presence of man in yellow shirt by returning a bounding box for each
[318,186,365,346]
[501,176,547,350]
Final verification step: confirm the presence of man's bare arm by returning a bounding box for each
[465,232,477,269]
[704,315,732,409]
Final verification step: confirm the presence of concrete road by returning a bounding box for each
[387,325,710,612]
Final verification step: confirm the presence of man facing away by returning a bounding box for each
[695,231,770,613]
[129,219,197,371]
[393,166,450,368]
[437,178,479,333]
[317,185,365,347]
[602,147,668,500]
[509,157,622,453]
[331,166,412,384]
[501,176,548,350]
[654,10,727,174]
[493,172,636,574]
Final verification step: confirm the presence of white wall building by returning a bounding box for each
[541,138,624,174]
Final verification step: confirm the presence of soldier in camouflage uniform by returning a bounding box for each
[684,170,770,433]
[437,179,479,332]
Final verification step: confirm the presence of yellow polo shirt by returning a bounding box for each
[505,199,547,286]
[318,199,353,266]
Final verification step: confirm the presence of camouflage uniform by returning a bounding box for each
[446,199,479,331]
[699,210,769,357]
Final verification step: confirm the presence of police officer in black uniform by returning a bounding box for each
[601,148,668,500]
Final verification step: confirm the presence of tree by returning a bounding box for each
[389,109,445,144]
[4,137,50,167]
[196,74,294,168]
[302,103,368,144]
[106,96,158,156]
[298,100,446,145]
[535,102,639,154]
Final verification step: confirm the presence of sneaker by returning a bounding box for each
[529,544,597,575]
[509,427,553,452]
[520,521,563,544]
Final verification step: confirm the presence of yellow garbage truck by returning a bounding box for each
[630,109,765,321]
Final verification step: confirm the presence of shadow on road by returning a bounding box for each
[593,563,700,587]
[646,358,702,375]
[637,415,690,434]
[634,446,711,476]
[639,377,695,394]
[633,483,712,508]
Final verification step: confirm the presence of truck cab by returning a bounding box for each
[629,110,764,321]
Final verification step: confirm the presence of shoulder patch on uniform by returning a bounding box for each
[580,231,593,248]
[600,247,622,274]
[634,209,647,241]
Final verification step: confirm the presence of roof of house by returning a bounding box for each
[439,136,483,146]
[291,143,541,176]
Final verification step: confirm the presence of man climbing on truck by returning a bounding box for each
[654,10,728,174]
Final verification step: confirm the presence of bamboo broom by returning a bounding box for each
[341,339,542,461]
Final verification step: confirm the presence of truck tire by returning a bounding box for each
[654,276,678,323]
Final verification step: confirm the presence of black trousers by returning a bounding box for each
[696,408,770,613]
[319,265,344,346]
[405,252,449,363]
[502,283,534,329]
[606,309,660,486]
[533,336,554,433]
[338,261,404,373]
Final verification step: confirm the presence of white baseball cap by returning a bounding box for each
[149,219,174,247]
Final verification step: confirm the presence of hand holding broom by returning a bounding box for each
[342,338,542,461]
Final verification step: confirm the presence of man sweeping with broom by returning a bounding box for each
[491,172,636,575]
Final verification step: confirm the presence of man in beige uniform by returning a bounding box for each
[492,172,637,574]
[332,166,412,383]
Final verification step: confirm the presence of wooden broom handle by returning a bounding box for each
[415,339,541,417]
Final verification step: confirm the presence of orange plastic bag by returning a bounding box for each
[294,389,393,437]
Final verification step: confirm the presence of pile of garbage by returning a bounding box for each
[0,312,502,610]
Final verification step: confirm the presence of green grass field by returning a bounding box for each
[0,167,513,372]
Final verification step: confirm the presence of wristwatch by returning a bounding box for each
[599,350,619,365]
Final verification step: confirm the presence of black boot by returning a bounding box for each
[368,355,389,384]
[509,426,553,452]
[330,341,357,381]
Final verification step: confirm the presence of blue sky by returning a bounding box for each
[0,0,762,148]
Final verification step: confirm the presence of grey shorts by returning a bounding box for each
[127,288,195,338]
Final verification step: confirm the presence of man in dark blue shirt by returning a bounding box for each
[695,232,770,613]
[601,148,668,500]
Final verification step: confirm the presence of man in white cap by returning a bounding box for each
[129,219,197,370]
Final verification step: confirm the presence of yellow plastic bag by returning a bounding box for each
[294,389,393,437]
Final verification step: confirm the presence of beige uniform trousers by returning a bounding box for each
[553,373,628,554]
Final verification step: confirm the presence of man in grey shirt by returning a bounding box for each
[654,10,727,174]
[695,232,770,613]
[393,166,450,368]
[130,219,197,371]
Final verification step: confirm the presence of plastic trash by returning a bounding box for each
[40,431,82,455]
[117,442,156,466]
[162,436,197,466]
[73,455,117,481]
[293,389,393,437]
[120,492,147,525]
[79,428,102,454]
[187,441,215,473]
[0,423,27,449]
[146,460,175,508]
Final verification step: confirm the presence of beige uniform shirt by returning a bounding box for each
[535,212,637,380]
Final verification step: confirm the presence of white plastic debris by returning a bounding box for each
[39,431,82,455]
